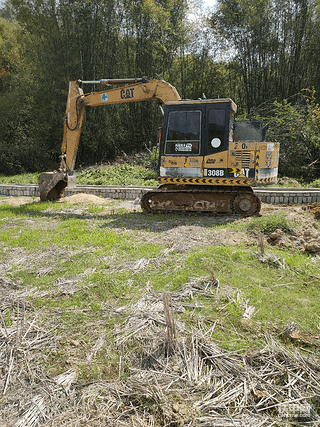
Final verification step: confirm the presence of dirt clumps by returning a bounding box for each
[267,225,320,253]
[0,196,34,206]
[268,229,284,243]
[305,240,320,253]
[261,204,320,252]
[302,202,320,219]
[302,228,320,252]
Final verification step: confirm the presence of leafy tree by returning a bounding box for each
[166,0,238,101]
[250,89,320,180]
[0,17,21,91]
[210,0,316,112]
[0,17,40,174]
[6,0,188,169]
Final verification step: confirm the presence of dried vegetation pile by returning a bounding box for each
[1,276,320,426]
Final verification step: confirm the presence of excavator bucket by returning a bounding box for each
[38,172,68,201]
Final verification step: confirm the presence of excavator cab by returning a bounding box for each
[159,99,236,181]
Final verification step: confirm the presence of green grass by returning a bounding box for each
[0,163,158,187]
[0,172,39,185]
[77,164,158,186]
[1,162,320,421]
[308,178,320,188]
[1,201,319,330]
[1,198,320,386]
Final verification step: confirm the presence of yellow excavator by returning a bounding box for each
[38,77,280,216]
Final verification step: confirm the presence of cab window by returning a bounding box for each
[208,109,225,154]
[165,111,201,155]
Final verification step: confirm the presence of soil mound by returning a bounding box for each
[302,202,320,219]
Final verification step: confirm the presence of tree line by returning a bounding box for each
[0,0,320,181]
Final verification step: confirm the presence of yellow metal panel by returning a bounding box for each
[228,148,257,169]
[259,143,268,151]
[259,142,280,168]
[250,151,256,163]
[161,156,186,168]
[186,156,203,168]
[82,79,180,107]
[62,81,86,171]
[229,142,257,151]
[204,152,228,168]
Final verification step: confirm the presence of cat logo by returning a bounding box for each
[120,88,134,99]
[234,168,250,178]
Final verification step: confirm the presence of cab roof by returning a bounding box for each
[166,98,237,114]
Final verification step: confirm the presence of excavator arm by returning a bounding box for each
[38,78,181,201]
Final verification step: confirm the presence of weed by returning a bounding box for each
[246,212,295,234]
[77,164,157,187]
[308,178,320,188]
[88,204,105,214]
[4,310,13,326]
[0,155,158,187]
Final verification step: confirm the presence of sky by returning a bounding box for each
[203,0,217,7]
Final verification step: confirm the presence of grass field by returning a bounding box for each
[0,194,320,425]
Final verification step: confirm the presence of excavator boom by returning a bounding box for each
[38,78,180,201]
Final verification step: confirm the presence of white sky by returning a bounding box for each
[203,0,217,9]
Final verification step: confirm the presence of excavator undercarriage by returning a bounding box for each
[141,185,261,216]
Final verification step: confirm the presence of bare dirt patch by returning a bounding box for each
[0,196,34,206]
[261,204,320,252]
